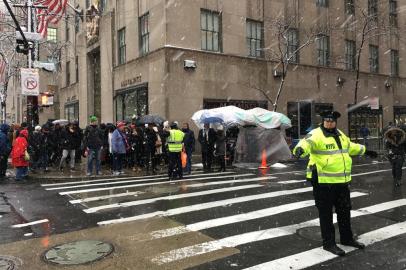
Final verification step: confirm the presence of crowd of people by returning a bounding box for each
[0,116,234,182]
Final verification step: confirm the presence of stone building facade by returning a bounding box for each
[49,0,406,144]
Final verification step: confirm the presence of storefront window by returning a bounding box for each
[394,106,406,126]
[286,102,333,139]
[64,102,79,122]
[348,106,382,150]
[115,85,148,121]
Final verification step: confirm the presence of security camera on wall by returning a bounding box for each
[184,60,197,70]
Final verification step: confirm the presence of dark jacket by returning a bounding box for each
[182,128,195,152]
[215,131,226,156]
[385,127,406,158]
[0,124,11,156]
[61,127,81,150]
[30,131,44,155]
[198,128,216,152]
[83,124,104,149]
[144,128,158,154]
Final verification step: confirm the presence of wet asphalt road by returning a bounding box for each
[1,158,406,269]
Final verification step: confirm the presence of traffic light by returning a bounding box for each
[16,39,29,55]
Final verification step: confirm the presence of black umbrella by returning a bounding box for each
[139,115,165,125]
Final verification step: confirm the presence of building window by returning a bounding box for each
[246,19,263,58]
[64,102,79,122]
[368,0,378,22]
[115,86,148,121]
[345,40,356,70]
[287,29,299,63]
[369,45,379,73]
[316,35,330,66]
[86,0,90,8]
[139,13,149,56]
[345,0,355,15]
[389,0,398,27]
[99,0,106,12]
[201,9,221,52]
[66,61,70,86]
[75,56,79,83]
[316,0,329,7]
[391,50,399,76]
[47,27,57,42]
[118,28,126,65]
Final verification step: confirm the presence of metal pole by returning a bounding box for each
[27,0,32,69]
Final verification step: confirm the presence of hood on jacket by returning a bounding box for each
[0,124,10,133]
[384,127,406,146]
[19,129,29,139]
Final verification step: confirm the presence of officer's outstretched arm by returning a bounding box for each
[293,137,312,158]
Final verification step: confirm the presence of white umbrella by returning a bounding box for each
[52,119,69,125]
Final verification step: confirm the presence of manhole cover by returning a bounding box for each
[0,256,22,270]
[296,226,322,241]
[44,240,113,265]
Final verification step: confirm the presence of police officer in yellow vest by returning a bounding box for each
[168,122,185,180]
[293,110,377,256]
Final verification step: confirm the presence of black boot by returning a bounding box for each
[323,245,345,256]
[341,239,365,249]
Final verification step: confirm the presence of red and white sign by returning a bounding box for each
[369,97,379,110]
[21,68,39,96]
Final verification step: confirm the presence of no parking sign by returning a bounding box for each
[21,68,39,96]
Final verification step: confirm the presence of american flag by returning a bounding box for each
[35,0,68,38]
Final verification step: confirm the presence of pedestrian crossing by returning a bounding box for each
[41,162,406,269]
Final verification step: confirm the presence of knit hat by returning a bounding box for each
[117,121,126,128]
[89,116,98,123]
[35,125,42,131]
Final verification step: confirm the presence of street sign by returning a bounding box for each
[33,61,56,72]
[369,97,379,110]
[16,31,43,42]
[21,68,39,96]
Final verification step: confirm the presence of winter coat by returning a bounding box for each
[30,131,44,155]
[384,127,406,158]
[198,128,216,152]
[61,127,81,150]
[215,131,226,156]
[144,128,157,155]
[11,129,29,167]
[83,125,104,149]
[182,128,195,152]
[0,124,11,156]
[111,129,127,154]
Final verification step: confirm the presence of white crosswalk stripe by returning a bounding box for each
[39,163,406,269]
[150,198,406,265]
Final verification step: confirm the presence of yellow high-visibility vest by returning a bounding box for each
[168,129,185,153]
[293,127,366,184]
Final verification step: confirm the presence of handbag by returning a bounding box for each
[24,150,30,161]
[181,151,187,168]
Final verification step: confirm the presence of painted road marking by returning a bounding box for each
[243,221,406,270]
[277,180,306,184]
[12,219,49,228]
[97,187,313,225]
[84,184,264,213]
[150,192,367,239]
[151,199,406,265]
[59,174,255,195]
[70,191,145,204]
[41,171,228,187]
[46,172,236,191]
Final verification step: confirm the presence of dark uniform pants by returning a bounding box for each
[390,157,404,184]
[202,149,213,170]
[168,152,182,179]
[312,182,354,248]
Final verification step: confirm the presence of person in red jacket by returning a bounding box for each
[11,129,29,181]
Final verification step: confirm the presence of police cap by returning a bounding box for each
[320,110,341,121]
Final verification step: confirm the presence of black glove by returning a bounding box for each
[365,150,378,159]
[294,147,304,159]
